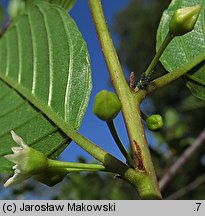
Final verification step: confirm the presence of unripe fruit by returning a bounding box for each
[93,90,121,121]
[146,114,163,132]
[169,5,201,36]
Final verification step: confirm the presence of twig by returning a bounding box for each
[140,111,148,121]
[136,32,173,90]
[145,53,205,96]
[135,53,205,101]
[106,121,134,167]
[159,128,205,191]
[166,173,205,200]
[88,0,161,199]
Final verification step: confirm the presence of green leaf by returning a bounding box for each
[0,2,92,173]
[8,0,76,21]
[157,0,205,100]
[26,0,76,11]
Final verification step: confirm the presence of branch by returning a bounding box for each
[144,33,173,78]
[159,128,205,191]
[137,53,205,100]
[166,173,205,200]
[88,0,161,199]
[136,32,173,90]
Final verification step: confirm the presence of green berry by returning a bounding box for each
[169,5,201,36]
[146,114,163,132]
[93,90,121,121]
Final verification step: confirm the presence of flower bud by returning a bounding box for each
[93,90,121,121]
[4,131,48,187]
[169,5,201,36]
[146,114,163,132]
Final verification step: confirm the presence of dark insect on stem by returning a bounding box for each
[137,80,150,89]
[137,72,153,89]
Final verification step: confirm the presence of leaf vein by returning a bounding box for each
[27,12,37,95]
[37,6,54,106]
[56,9,74,122]
[15,24,22,84]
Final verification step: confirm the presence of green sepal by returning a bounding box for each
[169,5,201,36]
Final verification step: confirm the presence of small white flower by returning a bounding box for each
[4,131,48,187]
